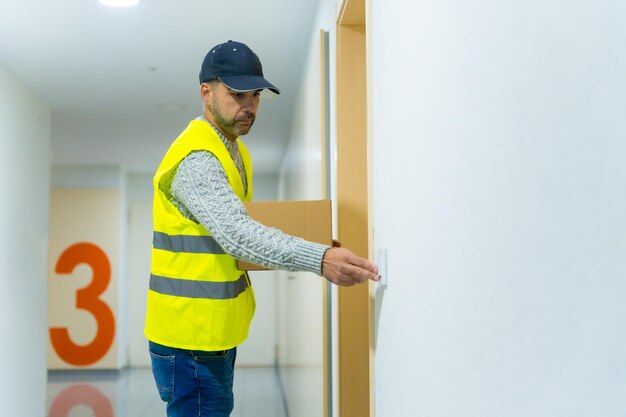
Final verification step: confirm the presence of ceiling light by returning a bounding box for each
[98,0,141,7]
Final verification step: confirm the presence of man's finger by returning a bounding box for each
[346,254,379,275]
[343,263,377,283]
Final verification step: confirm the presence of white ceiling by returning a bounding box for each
[0,0,320,174]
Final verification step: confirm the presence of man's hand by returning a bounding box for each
[322,246,379,286]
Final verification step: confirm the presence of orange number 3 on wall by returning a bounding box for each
[50,242,116,366]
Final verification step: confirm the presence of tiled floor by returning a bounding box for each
[46,366,287,417]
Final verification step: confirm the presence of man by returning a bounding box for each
[145,40,379,417]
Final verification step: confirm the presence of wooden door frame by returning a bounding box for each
[336,0,374,416]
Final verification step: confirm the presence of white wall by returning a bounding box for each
[126,172,153,367]
[279,18,327,369]
[278,0,338,415]
[0,66,50,416]
[371,1,626,416]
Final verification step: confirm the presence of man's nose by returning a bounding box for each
[242,96,258,112]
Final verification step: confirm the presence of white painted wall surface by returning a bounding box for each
[371,1,626,416]
[127,197,152,367]
[0,66,50,417]
[278,0,338,414]
[126,172,153,366]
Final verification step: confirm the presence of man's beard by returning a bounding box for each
[210,99,255,138]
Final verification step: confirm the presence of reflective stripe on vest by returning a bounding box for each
[153,231,227,254]
[150,273,249,299]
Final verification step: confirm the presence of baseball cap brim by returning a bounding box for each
[218,75,281,95]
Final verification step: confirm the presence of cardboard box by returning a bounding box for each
[237,200,332,270]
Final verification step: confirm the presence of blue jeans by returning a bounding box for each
[149,341,237,417]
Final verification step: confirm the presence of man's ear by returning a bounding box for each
[200,82,213,104]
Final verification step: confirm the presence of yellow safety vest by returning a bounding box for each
[144,119,255,351]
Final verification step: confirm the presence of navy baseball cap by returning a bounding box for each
[199,40,280,94]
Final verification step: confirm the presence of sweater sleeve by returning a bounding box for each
[170,150,328,275]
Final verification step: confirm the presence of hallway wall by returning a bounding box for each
[278,0,338,415]
[0,66,51,416]
[371,1,626,416]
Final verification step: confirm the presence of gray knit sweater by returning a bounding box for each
[169,124,328,275]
